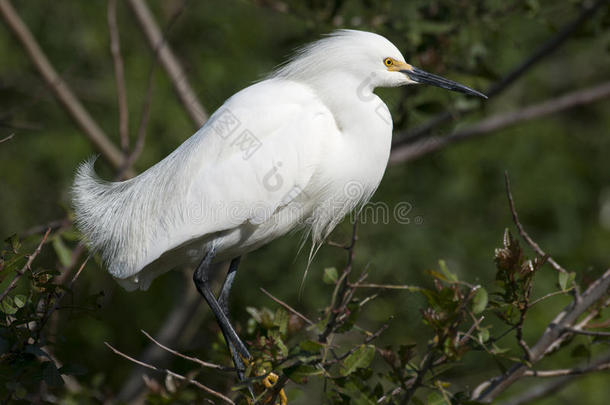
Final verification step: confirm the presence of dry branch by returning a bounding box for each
[140,330,228,371]
[498,352,610,405]
[126,0,208,127]
[107,0,130,154]
[0,0,133,176]
[105,341,234,404]
[390,81,610,164]
[261,287,314,326]
[472,269,610,402]
[505,173,567,274]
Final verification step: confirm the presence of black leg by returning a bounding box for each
[192,248,251,361]
[218,256,241,316]
[217,257,249,380]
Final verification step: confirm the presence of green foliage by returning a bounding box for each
[1,0,609,403]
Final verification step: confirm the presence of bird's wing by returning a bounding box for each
[183,78,337,235]
[124,79,339,275]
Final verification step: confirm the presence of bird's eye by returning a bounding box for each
[384,58,393,67]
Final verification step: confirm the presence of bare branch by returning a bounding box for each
[393,0,606,145]
[390,81,610,164]
[473,269,610,402]
[505,173,568,274]
[140,330,228,370]
[560,326,610,338]
[107,0,130,154]
[0,228,50,303]
[105,342,234,404]
[498,353,610,405]
[117,276,203,402]
[0,133,14,143]
[115,65,155,180]
[126,0,208,127]
[349,282,417,290]
[260,287,314,326]
[0,0,134,176]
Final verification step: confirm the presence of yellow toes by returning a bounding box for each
[262,372,278,388]
[261,372,287,404]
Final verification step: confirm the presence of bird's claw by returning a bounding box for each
[261,372,287,405]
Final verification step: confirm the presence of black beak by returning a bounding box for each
[401,67,487,99]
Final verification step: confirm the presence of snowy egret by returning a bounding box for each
[73,29,485,384]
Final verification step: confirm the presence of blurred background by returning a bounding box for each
[0,0,609,403]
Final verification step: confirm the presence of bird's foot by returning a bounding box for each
[260,371,287,405]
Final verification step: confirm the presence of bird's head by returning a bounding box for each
[274,30,486,99]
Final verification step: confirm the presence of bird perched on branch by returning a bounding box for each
[73,29,485,393]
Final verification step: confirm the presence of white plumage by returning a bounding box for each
[72,29,484,290]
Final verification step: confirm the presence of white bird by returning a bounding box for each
[72,29,485,383]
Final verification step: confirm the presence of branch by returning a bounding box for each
[140,330,228,370]
[117,275,203,402]
[260,287,314,326]
[473,269,610,402]
[393,0,606,145]
[107,0,130,154]
[0,133,14,143]
[390,81,610,164]
[498,352,610,405]
[0,0,134,176]
[126,0,208,127]
[116,65,155,179]
[105,342,234,404]
[0,228,50,303]
[505,173,568,274]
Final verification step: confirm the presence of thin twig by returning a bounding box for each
[0,228,50,303]
[140,329,228,370]
[349,282,417,290]
[105,342,234,404]
[504,172,567,274]
[529,290,569,307]
[116,66,155,179]
[560,326,610,337]
[0,133,14,143]
[260,287,314,326]
[523,363,610,377]
[107,0,130,154]
[126,0,207,127]
[0,0,133,175]
[498,352,610,405]
[319,218,359,343]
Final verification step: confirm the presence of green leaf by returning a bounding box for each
[299,340,324,353]
[438,260,458,282]
[5,233,21,252]
[52,236,72,267]
[13,294,26,308]
[427,392,450,405]
[273,308,288,335]
[472,287,488,314]
[1,298,18,315]
[559,272,576,291]
[340,344,376,376]
[283,364,323,384]
[323,267,338,284]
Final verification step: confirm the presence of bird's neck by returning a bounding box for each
[306,73,387,134]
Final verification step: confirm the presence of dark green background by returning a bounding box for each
[1,1,609,403]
